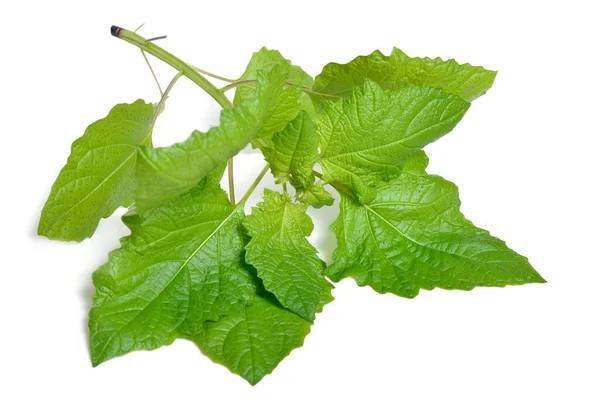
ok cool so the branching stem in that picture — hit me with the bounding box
[112,26,238,202]
[237,164,270,208]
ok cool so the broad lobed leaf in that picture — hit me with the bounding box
[244,190,334,321]
[38,100,154,242]
[314,47,497,102]
[316,80,470,202]
[90,175,310,384]
[327,151,545,296]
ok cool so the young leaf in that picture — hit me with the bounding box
[262,111,319,190]
[314,48,497,102]
[298,181,335,208]
[316,80,470,202]
[236,47,314,88]
[235,48,316,135]
[89,173,310,384]
[134,65,298,211]
[193,295,311,385]
[326,151,545,296]
[38,100,154,242]
[244,190,334,321]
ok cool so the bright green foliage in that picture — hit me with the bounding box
[38,100,154,241]
[262,111,319,190]
[298,181,335,208]
[134,104,255,211]
[235,47,315,132]
[40,29,543,386]
[237,47,314,87]
[327,151,545,296]
[244,190,334,321]
[89,175,255,365]
[135,66,304,211]
[89,175,309,384]
[314,48,497,102]
[194,295,311,385]
[316,80,470,202]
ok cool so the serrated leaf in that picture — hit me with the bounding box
[237,47,314,87]
[298,181,335,208]
[314,48,497,102]
[316,80,470,202]
[193,295,311,385]
[134,65,298,211]
[262,111,319,190]
[326,151,545,296]
[38,100,154,242]
[244,190,334,321]
[89,174,310,384]
[235,48,316,141]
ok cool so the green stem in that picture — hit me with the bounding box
[221,79,341,100]
[237,164,270,208]
[140,51,164,96]
[111,26,233,110]
[228,158,235,204]
[112,26,238,202]
[190,65,237,83]
[140,71,183,145]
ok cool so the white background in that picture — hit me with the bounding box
[1,0,599,404]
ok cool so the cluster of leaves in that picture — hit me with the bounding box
[39,31,544,385]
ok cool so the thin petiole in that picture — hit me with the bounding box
[221,79,341,100]
[111,26,233,110]
[141,51,164,97]
[189,65,237,83]
[236,164,270,209]
[220,80,255,92]
[228,158,235,204]
[151,71,183,125]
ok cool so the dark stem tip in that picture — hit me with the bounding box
[110,25,122,38]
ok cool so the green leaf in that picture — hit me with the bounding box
[134,65,299,211]
[193,295,311,385]
[298,181,335,208]
[262,111,319,190]
[316,80,470,202]
[244,190,334,321]
[235,48,316,138]
[314,48,497,102]
[236,47,314,88]
[89,174,310,384]
[134,104,255,211]
[38,100,154,242]
[326,151,545,297]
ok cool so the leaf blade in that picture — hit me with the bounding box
[38,100,154,241]
[327,151,545,297]
[314,48,497,102]
[244,190,334,321]
[317,80,470,202]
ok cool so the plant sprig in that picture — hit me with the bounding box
[38,26,545,385]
